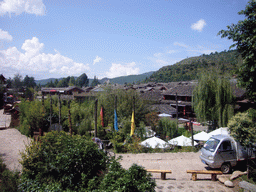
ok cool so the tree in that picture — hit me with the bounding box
[228,109,256,178]
[69,76,76,86]
[218,0,256,101]
[12,73,23,89]
[90,76,101,87]
[192,72,234,129]
[23,75,36,88]
[76,73,89,87]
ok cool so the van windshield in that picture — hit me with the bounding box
[203,138,220,152]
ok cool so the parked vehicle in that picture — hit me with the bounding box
[200,134,256,173]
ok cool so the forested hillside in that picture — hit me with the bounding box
[146,50,243,83]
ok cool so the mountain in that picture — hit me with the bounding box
[36,71,154,86]
[100,71,154,85]
[146,50,243,83]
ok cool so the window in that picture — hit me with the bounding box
[220,141,232,151]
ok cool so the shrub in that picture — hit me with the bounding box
[19,131,156,191]
[97,160,156,192]
[19,131,107,191]
[0,157,20,192]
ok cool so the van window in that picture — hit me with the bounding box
[219,141,232,151]
[203,138,220,152]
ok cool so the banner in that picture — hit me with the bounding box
[114,109,118,131]
[130,110,135,136]
[100,106,104,127]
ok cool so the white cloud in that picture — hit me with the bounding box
[0,0,46,16]
[106,62,140,78]
[93,56,102,65]
[167,50,177,54]
[174,42,189,48]
[153,53,163,57]
[0,29,13,41]
[191,19,206,32]
[0,37,90,77]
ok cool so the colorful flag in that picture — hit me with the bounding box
[100,106,104,127]
[114,109,118,131]
[130,110,135,136]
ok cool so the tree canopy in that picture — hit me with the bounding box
[76,73,89,87]
[91,76,101,87]
[218,0,256,101]
[192,72,234,128]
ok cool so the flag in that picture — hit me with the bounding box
[100,106,104,127]
[130,110,135,136]
[114,109,118,131]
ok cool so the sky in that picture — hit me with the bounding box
[0,0,250,80]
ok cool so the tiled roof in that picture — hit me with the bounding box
[150,104,177,114]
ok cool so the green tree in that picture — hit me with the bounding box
[76,73,89,87]
[228,109,256,178]
[23,75,36,88]
[57,78,69,87]
[12,73,23,89]
[91,76,101,87]
[69,76,76,86]
[218,0,256,101]
[192,72,234,129]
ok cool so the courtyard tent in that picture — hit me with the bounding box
[158,113,172,117]
[208,127,229,136]
[191,131,210,141]
[140,136,169,149]
[168,135,198,147]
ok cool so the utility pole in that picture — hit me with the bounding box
[58,93,61,126]
[50,94,52,128]
[94,99,98,137]
[190,119,194,147]
[68,100,72,135]
[176,92,178,131]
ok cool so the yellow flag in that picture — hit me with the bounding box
[130,110,135,136]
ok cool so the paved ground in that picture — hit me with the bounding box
[0,109,11,129]
[117,153,234,192]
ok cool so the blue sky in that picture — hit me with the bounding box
[0,0,249,80]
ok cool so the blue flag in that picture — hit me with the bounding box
[114,109,118,131]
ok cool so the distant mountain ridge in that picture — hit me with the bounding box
[35,71,154,86]
[146,50,242,83]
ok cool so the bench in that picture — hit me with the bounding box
[146,169,172,180]
[186,170,222,181]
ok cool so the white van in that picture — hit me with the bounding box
[200,134,256,173]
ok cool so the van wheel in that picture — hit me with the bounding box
[221,163,231,174]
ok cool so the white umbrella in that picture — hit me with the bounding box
[208,127,229,136]
[168,135,197,146]
[158,113,172,117]
[140,136,169,149]
[191,131,210,141]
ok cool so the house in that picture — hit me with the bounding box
[162,82,196,118]
[41,86,85,96]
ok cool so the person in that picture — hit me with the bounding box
[92,137,103,150]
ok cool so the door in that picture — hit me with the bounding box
[218,140,236,164]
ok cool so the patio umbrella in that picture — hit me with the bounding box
[208,127,229,136]
[191,131,210,141]
[140,136,169,149]
[168,135,197,147]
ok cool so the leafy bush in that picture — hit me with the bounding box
[19,131,107,191]
[19,131,156,191]
[0,157,20,192]
[96,160,156,192]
